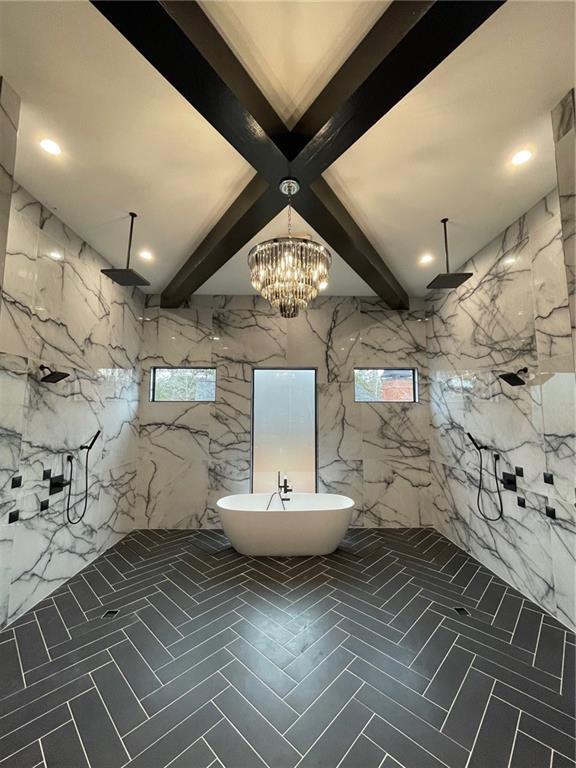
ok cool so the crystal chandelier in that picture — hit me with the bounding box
[248,179,331,318]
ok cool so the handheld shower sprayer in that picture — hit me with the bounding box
[65,430,101,525]
[467,432,503,521]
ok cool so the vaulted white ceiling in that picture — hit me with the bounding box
[0,0,573,299]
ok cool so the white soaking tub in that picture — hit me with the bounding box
[216,493,354,556]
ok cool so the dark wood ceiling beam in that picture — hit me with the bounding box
[91,0,287,184]
[161,176,285,308]
[294,179,409,310]
[291,0,504,182]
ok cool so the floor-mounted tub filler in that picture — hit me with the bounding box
[216,493,354,556]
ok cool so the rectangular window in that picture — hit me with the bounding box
[150,367,216,402]
[252,369,317,493]
[354,368,418,403]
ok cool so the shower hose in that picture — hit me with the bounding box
[64,449,92,525]
[470,439,504,521]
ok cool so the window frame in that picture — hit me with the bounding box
[149,366,217,403]
[250,367,319,493]
[353,367,419,404]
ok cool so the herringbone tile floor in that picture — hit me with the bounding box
[0,528,574,768]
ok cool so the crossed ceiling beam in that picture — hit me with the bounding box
[92,0,504,309]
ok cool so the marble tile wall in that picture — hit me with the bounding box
[0,184,144,628]
[136,295,429,531]
[0,78,19,312]
[425,189,576,630]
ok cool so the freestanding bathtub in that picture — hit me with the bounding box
[216,493,354,556]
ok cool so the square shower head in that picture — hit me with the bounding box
[426,272,473,290]
[100,268,151,287]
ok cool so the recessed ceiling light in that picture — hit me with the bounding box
[40,138,61,156]
[511,149,532,166]
[49,251,63,260]
[419,253,434,265]
[139,250,153,261]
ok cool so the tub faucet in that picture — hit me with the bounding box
[277,471,292,500]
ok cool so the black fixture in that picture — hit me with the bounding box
[517,496,526,508]
[467,433,504,521]
[101,212,150,287]
[545,506,556,520]
[39,365,69,384]
[515,466,524,478]
[543,472,554,485]
[102,609,119,618]
[8,510,19,524]
[42,468,52,481]
[49,473,71,495]
[498,367,528,387]
[500,472,517,493]
[453,606,471,616]
[40,499,49,511]
[10,475,22,489]
[278,471,292,502]
[426,218,473,290]
[65,432,101,525]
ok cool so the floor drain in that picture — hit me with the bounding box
[102,609,119,618]
[453,606,470,616]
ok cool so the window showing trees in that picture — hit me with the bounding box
[150,368,216,402]
[354,368,418,403]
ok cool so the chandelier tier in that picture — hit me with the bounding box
[248,179,332,318]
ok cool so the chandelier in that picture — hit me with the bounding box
[248,178,331,318]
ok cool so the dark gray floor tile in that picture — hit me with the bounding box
[234,602,295,645]
[53,593,86,629]
[0,704,68,762]
[68,580,100,612]
[42,721,89,768]
[463,570,492,600]
[92,661,147,736]
[358,683,468,768]
[146,590,190,627]
[468,696,519,768]
[165,738,215,768]
[35,605,70,647]
[442,667,494,749]
[344,635,429,693]
[510,731,551,768]
[69,688,128,768]
[221,659,298,732]
[424,644,474,710]
[535,624,565,677]
[228,636,296,697]
[494,681,575,737]
[157,629,236,684]
[176,598,242,638]
[137,605,181,647]
[213,685,300,768]
[125,675,226,757]
[493,593,523,632]
[365,713,447,768]
[350,657,445,728]
[124,621,173,670]
[205,718,267,768]
[83,570,114,598]
[297,698,372,768]
[49,613,138,659]
[109,639,161,699]
[401,609,444,655]
[0,639,24,697]
[14,621,49,671]
[0,741,43,768]
[553,753,576,768]
[225,618,296,668]
[128,703,221,768]
[410,626,457,679]
[390,594,432,633]
[520,712,576,761]
[285,671,362,753]
[332,601,403,642]
[284,646,355,713]
[284,626,347,682]
[512,607,543,653]
[338,734,386,768]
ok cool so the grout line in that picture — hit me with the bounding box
[422,631,458,696]
[505,701,521,768]
[463,681,496,768]
[67,702,93,768]
[106,656,150,722]
[439,653,476,731]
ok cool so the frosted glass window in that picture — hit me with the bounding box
[354,368,417,402]
[150,367,216,402]
[252,369,317,493]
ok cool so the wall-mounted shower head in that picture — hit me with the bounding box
[498,367,528,387]
[467,432,487,451]
[39,365,69,384]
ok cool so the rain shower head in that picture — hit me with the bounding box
[101,212,150,287]
[39,365,69,384]
[427,218,473,290]
[498,367,528,387]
